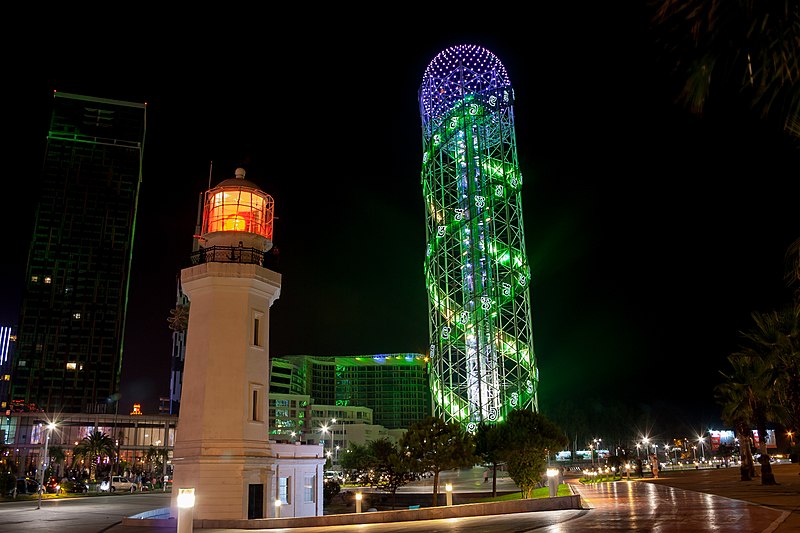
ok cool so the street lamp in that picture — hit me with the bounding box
[330,418,337,463]
[177,488,196,533]
[635,443,641,459]
[698,437,706,461]
[37,422,56,510]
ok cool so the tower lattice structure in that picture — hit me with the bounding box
[418,44,539,431]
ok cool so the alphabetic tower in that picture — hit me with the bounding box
[418,45,539,432]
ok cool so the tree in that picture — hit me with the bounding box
[716,349,779,484]
[73,430,115,481]
[735,307,799,485]
[786,237,800,303]
[649,0,800,144]
[399,416,476,506]
[323,479,340,506]
[495,409,568,499]
[338,442,373,485]
[145,446,168,476]
[365,438,419,509]
[474,422,505,496]
[48,446,66,478]
[716,374,756,481]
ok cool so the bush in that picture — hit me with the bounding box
[0,472,16,496]
[323,479,340,505]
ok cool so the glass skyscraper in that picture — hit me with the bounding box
[419,44,539,431]
[10,92,146,414]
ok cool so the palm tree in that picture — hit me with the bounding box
[786,237,800,302]
[719,345,782,485]
[48,446,66,478]
[715,366,756,481]
[649,0,800,145]
[741,306,800,459]
[73,430,115,481]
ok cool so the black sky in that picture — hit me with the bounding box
[4,8,798,435]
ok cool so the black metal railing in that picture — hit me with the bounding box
[189,245,266,266]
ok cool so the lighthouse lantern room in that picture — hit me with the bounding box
[201,167,274,253]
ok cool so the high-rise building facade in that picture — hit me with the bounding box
[277,354,431,429]
[10,92,147,414]
[0,325,14,412]
[418,45,539,431]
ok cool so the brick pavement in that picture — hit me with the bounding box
[637,461,800,532]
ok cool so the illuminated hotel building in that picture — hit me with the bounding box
[0,325,14,412]
[10,92,146,414]
[419,45,539,430]
[272,354,431,430]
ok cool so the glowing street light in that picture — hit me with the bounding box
[177,487,195,533]
[697,437,706,461]
[37,422,56,510]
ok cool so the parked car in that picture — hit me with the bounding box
[44,476,61,494]
[99,475,137,492]
[59,478,89,494]
[6,477,41,496]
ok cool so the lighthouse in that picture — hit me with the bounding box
[170,168,324,520]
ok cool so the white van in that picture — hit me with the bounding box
[99,475,137,492]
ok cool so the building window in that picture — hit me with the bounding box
[31,276,38,282]
[303,475,315,503]
[252,311,264,347]
[66,362,77,371]
[250,384,265,422]
[44,276,52,284]
[278,477,290,504]
[73,313,81,319]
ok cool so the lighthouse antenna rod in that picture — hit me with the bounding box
[208,160,213,190]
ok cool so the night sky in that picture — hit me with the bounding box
[4,8,798,438]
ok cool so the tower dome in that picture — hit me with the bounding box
[199,168,274,262]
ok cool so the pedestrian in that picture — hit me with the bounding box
[650,454,659,479]
[484,469,489,483]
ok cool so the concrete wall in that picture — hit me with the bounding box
[123,494,582,529]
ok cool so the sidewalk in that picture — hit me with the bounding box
[637,461,800,532]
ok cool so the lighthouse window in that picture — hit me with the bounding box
[250,383,264,421]
[253,311,264,347]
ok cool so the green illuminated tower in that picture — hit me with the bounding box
[419,44,538,431]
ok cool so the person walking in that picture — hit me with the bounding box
[650,454,659,479]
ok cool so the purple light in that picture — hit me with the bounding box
[419,44,512,126]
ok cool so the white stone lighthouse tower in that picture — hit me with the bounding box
[170,168,324,521]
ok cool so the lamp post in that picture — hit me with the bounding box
[330,418,337,464]
[445,483,453,505]
[635,443,641,459]
[37,422,56,510]
[177,488,195,533]
[355,492,363,513]
[546,468,559,497]
[698,437,705,461]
